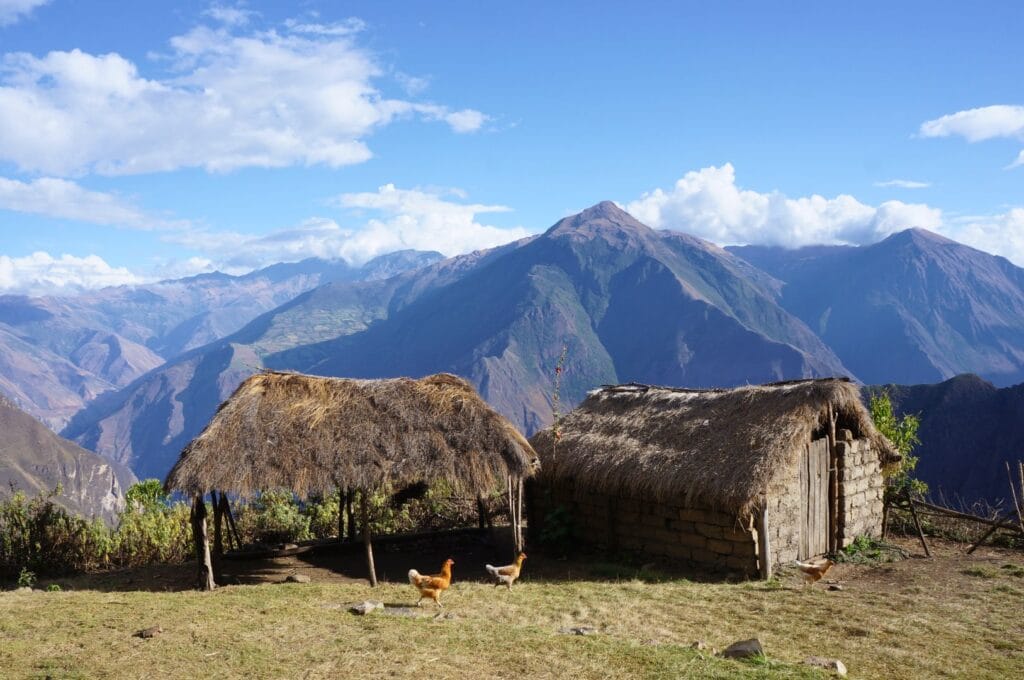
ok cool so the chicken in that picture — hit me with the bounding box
[408,558,455,607]
[485,552,527,589]
[793,557,834,588]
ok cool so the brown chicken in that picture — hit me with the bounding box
[793,558,834,588]
[485,552,527,589]
[408,558,455,607]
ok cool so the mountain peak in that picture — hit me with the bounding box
[581,200,628,219]
[882,227,957,249]
[544,201,653,244]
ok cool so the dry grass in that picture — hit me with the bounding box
[166,371,538,499]
[1,538,1021,679]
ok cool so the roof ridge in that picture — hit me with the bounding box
[595,376,853,396]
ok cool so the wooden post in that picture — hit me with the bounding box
[966,521,1002,554]
[508,475,522,554]
[905,489,931,558]
[223,495,243,550]
[192,495,216,591]
[212,490,224,557]
[346,486,355,541]
[881,499,890,540]
[758,499,772,580]
[1007,461,1024,534]
[360,489,378,587]
[516,477,524,553]
[827,405,839,553]
[342,489,350,540]
[477,494,487,531]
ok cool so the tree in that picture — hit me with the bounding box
[869,390,925,501]
[125,479,170,513]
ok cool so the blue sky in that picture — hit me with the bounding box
[0,0,1021,294]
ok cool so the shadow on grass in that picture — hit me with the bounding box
[24,526,758,593]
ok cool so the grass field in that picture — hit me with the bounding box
[1,537,1021,679]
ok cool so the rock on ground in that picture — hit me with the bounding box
[349,601,384,615]
[721,638,764,659]
[805,656,848,676]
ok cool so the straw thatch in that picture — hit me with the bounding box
[531,378,897,515]
[165,371,538,498]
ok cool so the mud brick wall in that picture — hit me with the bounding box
[765,455,802,566]
[837,434,885,546]
[530,479,759,578]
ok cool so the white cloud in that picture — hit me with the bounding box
[625,164,942,248]
[947,208,1024,267]
[920,105,1024,142]
[874,179,931,189]
[0,176,186,229]
[203,3,256,27]
[0,0,49,26]
[331,184,524,262]
[163,185,529,270]
[920,105,1024,169]
[0,17,487,176]
[0,251,144,295]
[442,108,488,133]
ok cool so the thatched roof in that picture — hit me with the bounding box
[165,371,538,498]
[531,378,898,515]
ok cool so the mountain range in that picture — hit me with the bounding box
[61,202,852,478]
[4,201,1024,507]
[731,230,1024,386]
[0,250,442,430]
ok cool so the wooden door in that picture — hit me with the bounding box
[799,437,830,558]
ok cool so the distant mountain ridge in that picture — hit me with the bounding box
[730,230,1024,386]
[877,374,1024,507]
[0,250,443,429]
[0,393,135,523]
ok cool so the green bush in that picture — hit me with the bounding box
[0,489,112,579]
[17,567,36,588]
[110,492,192,567]
[235,491,312,544]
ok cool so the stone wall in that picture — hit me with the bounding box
[837,431,885,545]
[530,479,759,577]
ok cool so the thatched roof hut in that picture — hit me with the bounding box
[533,378,895,514]
[166,371,537,589]
[530,378,898,577]
[166,371,538,498]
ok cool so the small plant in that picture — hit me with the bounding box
[961,566,996,579]
[1000,564,1024,578]
[837,535,906,564]
[45,583,61,592]
[16,567,36,588]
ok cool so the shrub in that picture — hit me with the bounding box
[17,567,36,588]
[110,491,192,567]
[235,491,312,544]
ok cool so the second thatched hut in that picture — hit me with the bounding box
[529,378,898,578]
[166,371,538,588]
